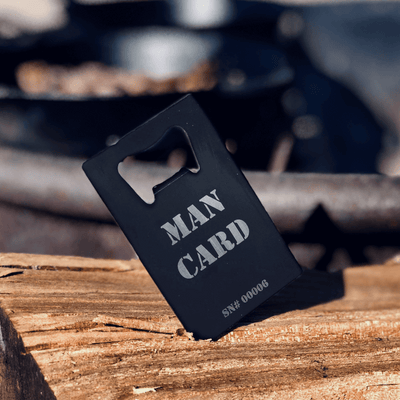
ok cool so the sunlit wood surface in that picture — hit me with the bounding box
[1,253,400,399]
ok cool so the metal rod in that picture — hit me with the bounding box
[1,147,400,234]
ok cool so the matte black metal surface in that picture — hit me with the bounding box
[83,95,302,339]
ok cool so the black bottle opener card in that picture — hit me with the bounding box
[83,95,302,340]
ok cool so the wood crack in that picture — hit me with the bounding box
[93,315,178,335]
[0,271,24,279]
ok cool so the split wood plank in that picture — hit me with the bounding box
[0,253,400,400]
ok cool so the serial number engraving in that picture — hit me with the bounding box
[241,279,269,303]
[221,279,269,318]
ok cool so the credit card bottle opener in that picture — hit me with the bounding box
[83,94,302,340]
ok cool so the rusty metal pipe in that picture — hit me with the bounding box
[1,147,400,234]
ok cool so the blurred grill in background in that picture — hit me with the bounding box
[1,0,400,272]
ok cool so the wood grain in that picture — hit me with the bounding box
[1,253,400,399]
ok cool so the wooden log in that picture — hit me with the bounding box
[1,253,400,399]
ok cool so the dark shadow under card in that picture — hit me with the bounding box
[83,94,303,340]
[226,269,344,340]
